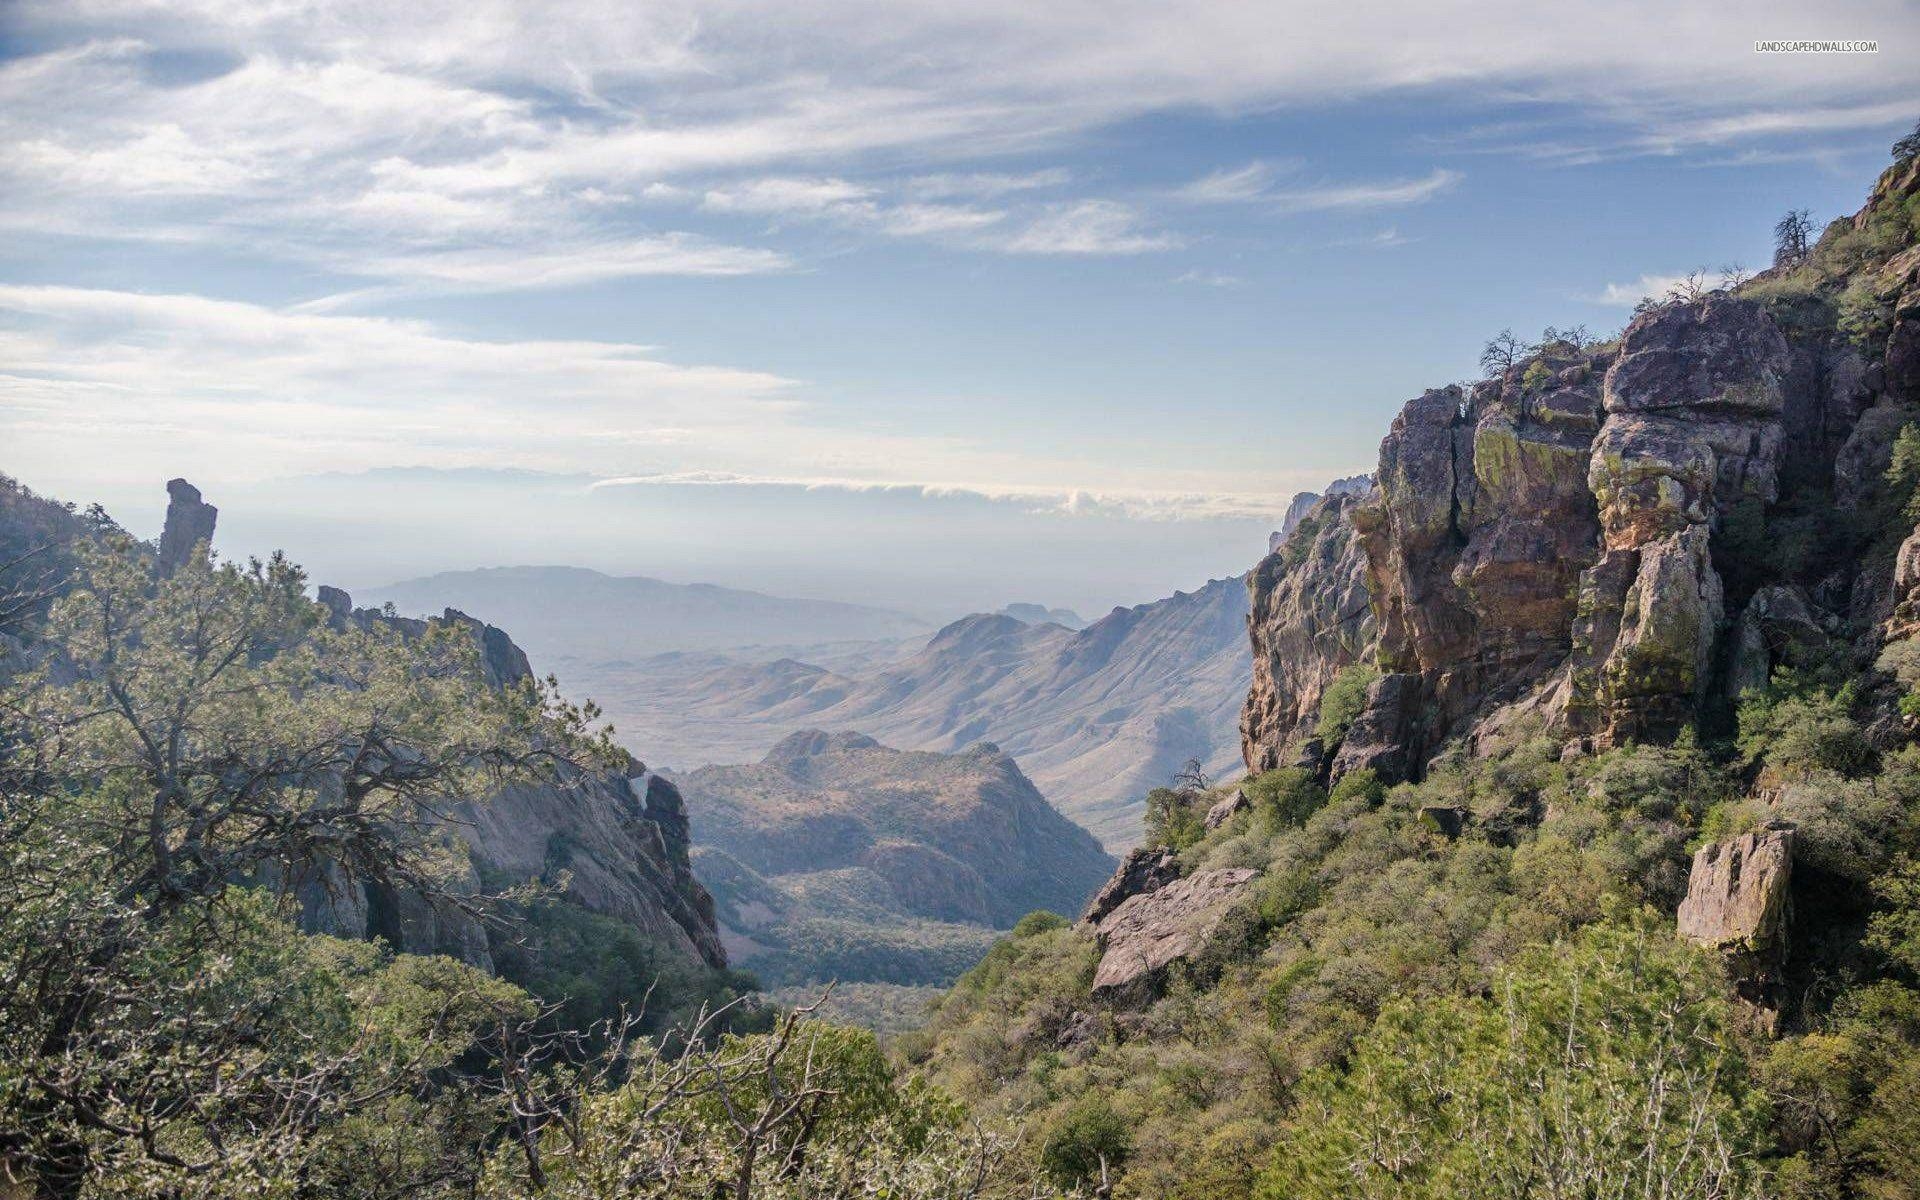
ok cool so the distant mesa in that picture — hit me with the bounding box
[998,601,1087,629]
[675,730,1114,989]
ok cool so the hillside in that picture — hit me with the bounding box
[903,149,1920,1199]
[674,731,1114,1004]
[570,576,1253,849]
[0,477,745,1026]
[361,564,934,662]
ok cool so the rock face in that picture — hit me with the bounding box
[1241,489,1376,772]
[1090,868,1258,1000]
[1241,156,1920,780]
[1677,828,1795,954]
[454,769,727,969]
[157,478,217,575]
[289,582,729,972]
[1080,845,1181,925]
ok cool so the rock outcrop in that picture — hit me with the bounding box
[1677,827,1796,954]
[1241,155,1920,782]
[157,478,217,575]
[296,582,729,971]
[1090,868,1258,1000]
[1080,845,1181,925]
[1677,826,1795,1022]
[1241,489,1376,772]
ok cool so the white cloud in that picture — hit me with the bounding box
[4,1,1909,288]
[996,200,1180,255]
[1184,165,1463,212]
[0,283,1311,518]
[1588,272,1699,306]
[1175,160,1294,203]
[1174,269,1246,287]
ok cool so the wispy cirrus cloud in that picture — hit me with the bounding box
[995,200,1181,255]
[1179,163,1463,212]
[5,0,1910,295]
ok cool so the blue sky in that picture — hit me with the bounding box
[1,2,1916,618]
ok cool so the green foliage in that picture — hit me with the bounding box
[1519,358,1555,393]
[1040,1096,1132,1190]
[1014,910,1071,937]
[1737,677,1874,779]
[1143,786,1206,851]
[488,897,759,1037]
[1314,663,1378,747]
[1258,918,1769,1200]
[1243,767,1328,828]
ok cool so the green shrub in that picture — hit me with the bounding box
[1256,918,1770,1200]
[1013,910,1070,938]
[1040,1095,1133,1189]
[1314,663,1378,746]
[1144,786,1207,850]
[1244,767,1328,828]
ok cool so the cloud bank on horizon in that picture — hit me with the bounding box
[1,0,1916,605]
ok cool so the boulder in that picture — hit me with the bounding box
[1204,787,1250,830]
[1678,827,1794,952]
[1728,585,1830,698]
[1419,804,1469,838]
[1081,845,1181,925]
[1090,868,1259,1000]
[1601,294,1790,418]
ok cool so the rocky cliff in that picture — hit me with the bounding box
[1243,155,1920,786]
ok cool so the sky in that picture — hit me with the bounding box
[2,2,1917,619]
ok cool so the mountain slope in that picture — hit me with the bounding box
[570,576,1253,849]
[675,731,1114,992]
[362,565,933,662]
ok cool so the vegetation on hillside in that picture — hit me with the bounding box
[0,524,1055,1198]
[904,679,1920,1198]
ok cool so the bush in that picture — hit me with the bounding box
[1040,1095,1133,1189]
[1256,918,1770,1200]
[1314,663,1378,747]
[1013,910,1070,938]
[1243,768,1328,829]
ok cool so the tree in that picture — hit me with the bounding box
[0,530,614,1195]
[1479,329,1534,378]
[1665,267,1711,304]
[480,999,1050,1199]
[1894,119,1920,164]
[1775,209,1815,268]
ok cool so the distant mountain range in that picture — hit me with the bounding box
[362,565,935,661]
[561,576,1253,850]
[676,731,1114,990]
